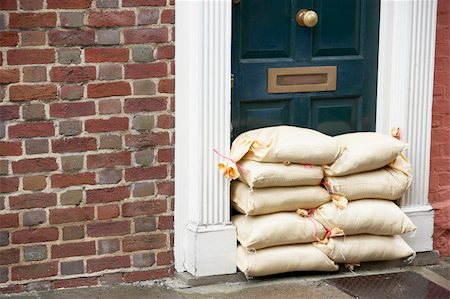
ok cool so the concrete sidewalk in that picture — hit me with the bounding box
[2,257,449,299]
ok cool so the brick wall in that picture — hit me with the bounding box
[430,0,450,257]
[0,0,175,293]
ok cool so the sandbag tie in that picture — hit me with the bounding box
[214,148,250,179]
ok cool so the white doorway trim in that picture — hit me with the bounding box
[174,0,439,276]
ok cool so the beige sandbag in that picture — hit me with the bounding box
[314,235,415,264]
[232,213,325,250]
[237,160,323,188]
[231,181,330,215]
[323,155,412,200]
[236,244,338,277]
[219,126,344,179]
[324,132,407,176]
[312,199,416,236]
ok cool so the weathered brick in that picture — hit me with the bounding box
[0,285,24,294]
[99,134,122,149]
[12,158,57,174]
[51,241,96,258]
[87,256,130,273]
[98,169,122,184]
[50,66,96,83]
[122,0,166,7]
[60,12,85,28]
[7,49,55,65]
[0,231,9,246]
[25,281,52,292]
[9,122,55,138]
[0,69,19,84]
[52,137,96,153]
[158,79,174,93]
[23,245,47,261]
[63,225,84,240]
[98,239,119,254]
[158,148,174,163]
[25,139,49,155]
[124,97,167,113]
[158,181,174,196]
[53,277,98,289]
[20,0,44,10]
[132,46,154,62]
[0,142,21,157]
[125,166,167,181]
[47,0,92,9]
[132,115,154,131]
[138,10,159,25]
[0,105,19,121]
[86,186,130,203]
[122,234,166,252]
[135,216,156,232]
[87,220,131,237]
[9,193,57,210]
[0,177,19,193]
[98,64,122,80]
[61,155,84,172]
[49,207,94,224]
[23,209,46,226]
[124,28,168,44]
[61,85,84,100]
[21,31,46,46]
[51,101,96,118]
[125,132,170,148]
[60,190,83,206]
[133,79,156,95]
[96,0,118,8]
[0,32,19,46]
[12,262,57,281]
[0,123,5,139]
[57,48,81,64]
[22,104,46,120]
[99,273,123,285]
[88,11,135,28]
[0,214,19,228]
[9,85,57,102]
[51,172,96,188]
[122,200,166,217]
[85,117,129,132]
[87,152,131,169]
[59,120,82,136]
[87,82,131,98]
[0,161,8,175]
[133,252,155,267]
[99,99,122,114]
[23,175,47,191]
[157,45,175,60]
[157,251,174,266]
[98,204,120,220]
[23,66,47,82]
[125,63,167,79]
[157,114,175,129]
[132,182,155,198]
[12,227,58,244]
[97,30,120,45]
[61,260,84,275]
[134,149,154,166]
[49,30,95,46]
[0,267,7,283]
[0,249,20,266]
[9,12,56,29]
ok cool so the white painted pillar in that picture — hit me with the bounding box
[174,0,235,276]
[377,0,438,252]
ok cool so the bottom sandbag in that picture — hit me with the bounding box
[236,244,338,277]
[314,235,415,264]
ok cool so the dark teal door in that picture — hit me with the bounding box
[231,0,380,138]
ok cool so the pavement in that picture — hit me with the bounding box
[1,256,449,299]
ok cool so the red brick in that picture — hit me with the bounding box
[0,32,19,46]
[157,181,174,196]
[157,148,174,163]
[124,28,168,44]
[63,225,85,240]
[0,249,19,266]
[124,268,170,283]
[47,0,92,9]
[12,227,58,244]
[52,137,97,153]
[11,262,57,281]
[99,99,122,114]
[157,251,173,265]
[0,285,24,294]
[88,11,135,28]
[85,117,129,133]
[158,79,174,93]
[157,114,174,129]
[0,0,17,10]
[98,204,120,220]
[61,85,84,100]
[49,30,95,46]
[158,215,174,230]
[161,10,174,24]
[51,241,96,258]
[9,85,57,102]
[9,13,56,29]
[8,49,54,65]
[122,0,166,6]
[0,141,22,156]
[50,207,94,224]
[124,97,167,113]
[21,0,44,10]
[86,186,130,204]
[50,66,96,83]
[137,9,159,25]
[9,193,57,209]
[122,234,166,252]
[87,220,131,237]
[0,105,19,121]
[21,31,46,46]
[87,82,131,98]
[0,214,19,228]
[87,256,130,273]
[125,166,167,181]
[156,45,175,60]
[12,158,57,174]
[125,63,167,79]
[87,152,131,169]
[53,277,98,289]
[125,132,170,148]
[85,48,130,63]
[50,102,96,119]
[122,200,166,217]
[51,173,96,188]
[9,122,54,138]
[0,177,19,194]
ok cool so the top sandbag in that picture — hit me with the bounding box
[323,132,407,176]
[219,126,344,179]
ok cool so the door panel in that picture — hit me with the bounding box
[232,0,380,138]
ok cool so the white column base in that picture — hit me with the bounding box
[402,205,434,252]
[184,223,237,277]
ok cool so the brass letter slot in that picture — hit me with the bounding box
[268,66,337,93]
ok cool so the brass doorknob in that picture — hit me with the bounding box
[296,9,319,27]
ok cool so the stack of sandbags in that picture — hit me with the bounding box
[312,132,416,267]
[223,126,345,277]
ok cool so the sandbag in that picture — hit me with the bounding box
[236,244,338,277]
[219,126,344,179]
[231,181,330,215]
[324,132,407,176]
[314,235,415,264]
[238,160,323,188]
[312,199,416,236]
[233,213,325,250]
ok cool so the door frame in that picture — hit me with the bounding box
[174,0,438,276]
